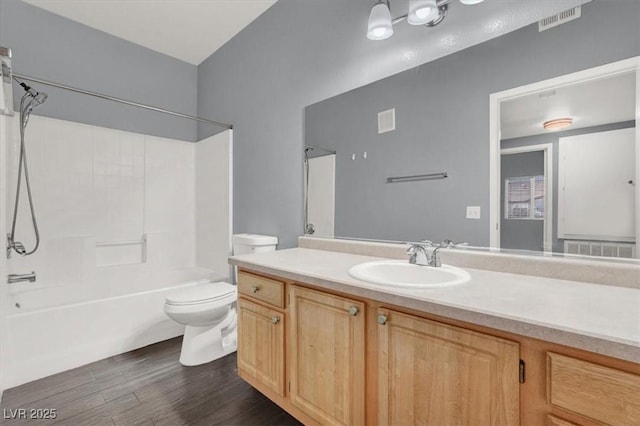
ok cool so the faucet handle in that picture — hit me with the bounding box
[441,240,468,248]
[14,242,27,256]
[420,240,435,246]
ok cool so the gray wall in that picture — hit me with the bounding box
[502,121,636,252]
[199,0,639,249]
[0,0,198,141]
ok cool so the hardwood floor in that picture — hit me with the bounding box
[0,338,302,426]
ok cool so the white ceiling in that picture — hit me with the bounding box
[501,72,636,140]
[22,0,277,65]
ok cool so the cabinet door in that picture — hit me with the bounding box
[377,308,520,426]
[237,298,285,396]
[289,285,365,425]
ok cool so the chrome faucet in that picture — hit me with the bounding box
[407,243,430,266]
[8,271,36,284]
[6,233,26,259]
[429,244,444,267]
[407,240,468,267]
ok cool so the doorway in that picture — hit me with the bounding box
[489,56,639,257]
[500,144,553,252]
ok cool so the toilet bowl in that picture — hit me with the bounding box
[164,280,237,366]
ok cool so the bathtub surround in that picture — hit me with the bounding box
[0,0,234,393]
[196,131,233,279]
[1,115,232,389]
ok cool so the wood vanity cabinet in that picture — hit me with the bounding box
[236,271,287,398]
[545,352,640,426]
[236,298,285,396]
[235,268,640,426]
[288,285,366,425]
[376,308,520,426]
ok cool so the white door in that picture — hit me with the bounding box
[558,128,635,241]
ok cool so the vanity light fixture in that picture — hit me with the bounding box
[407,0,439,25]
[367,0,395,40]
[543,118,573,131]
[367,0,485,40]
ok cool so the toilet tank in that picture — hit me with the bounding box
[231,234,278,284]
[232,233,278,255]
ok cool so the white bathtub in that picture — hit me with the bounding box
[2,268,225,389]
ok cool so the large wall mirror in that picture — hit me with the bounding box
[304,1,639,261]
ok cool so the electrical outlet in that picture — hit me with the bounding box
[466,206,481,219]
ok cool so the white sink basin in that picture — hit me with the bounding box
[348,260,471,288]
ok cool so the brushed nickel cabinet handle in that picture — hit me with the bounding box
[348,306,359,316]
[271,316,280,324]
[377,314,388,325]
[251,285,260,293]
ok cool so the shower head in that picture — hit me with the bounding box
[21,94,47,127]
[20,83,48,127]
[30,91,48,105]
[19,81,47,106]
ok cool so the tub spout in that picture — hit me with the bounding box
[8,272,36,284]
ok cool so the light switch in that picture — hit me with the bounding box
[466,206,481,219]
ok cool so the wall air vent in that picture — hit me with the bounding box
[538,6,581,32]
[564,240,636,259]
[378,108,396,134]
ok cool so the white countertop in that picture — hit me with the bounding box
[229,248,640,363]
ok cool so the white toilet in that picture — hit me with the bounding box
[164,234,278,366]
[164,280,238,366]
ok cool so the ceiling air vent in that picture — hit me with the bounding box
[538,6,581,32]
[378,108,396,134]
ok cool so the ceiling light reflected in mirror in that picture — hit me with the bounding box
[543,117,574,131]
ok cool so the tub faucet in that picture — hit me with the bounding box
[8,271,36,284]
[6,234,26,259]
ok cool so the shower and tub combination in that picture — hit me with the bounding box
[0,46,237,389]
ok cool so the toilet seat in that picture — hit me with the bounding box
[165,281,236,306]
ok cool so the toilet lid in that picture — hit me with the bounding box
[165,282,236,306]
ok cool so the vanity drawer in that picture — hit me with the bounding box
[237,271,285,308]
[547,352,640,425]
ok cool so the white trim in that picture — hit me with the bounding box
[228,130,235,279]
[0,113,7,396]
[501,143,554,253]
[636,63,640,258]
[489,56,640,250]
